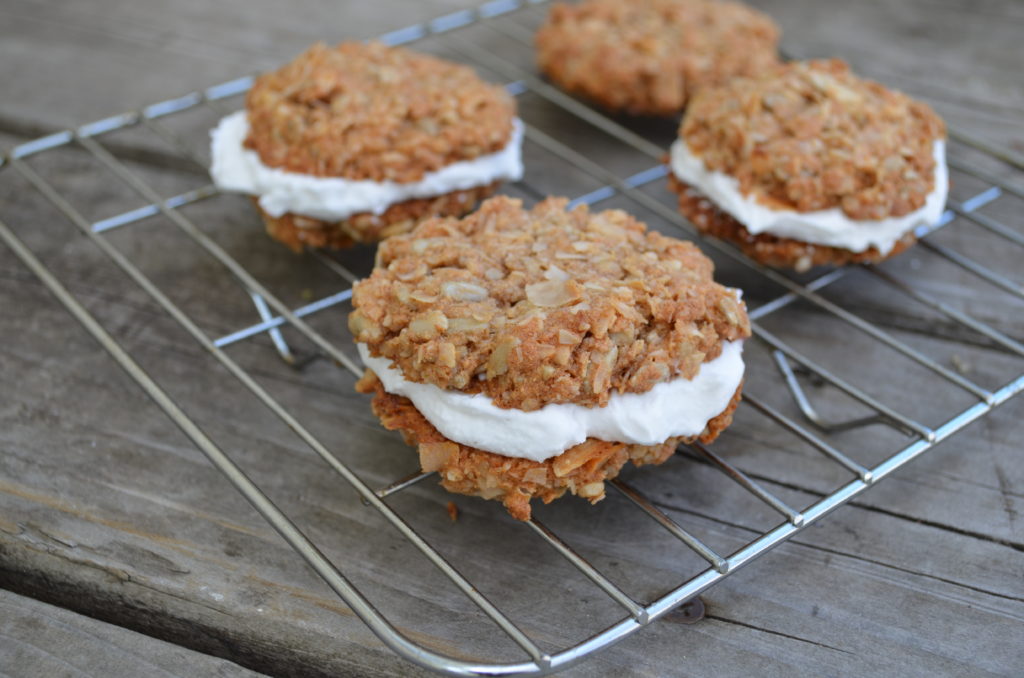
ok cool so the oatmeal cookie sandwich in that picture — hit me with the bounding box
[350,196,750,520]
[536,0,780,116]
[210,42,523,251]
[668,59,948,271]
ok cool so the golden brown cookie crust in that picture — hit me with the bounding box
[669,175,917,271]
[244,42,516,182]
[536,0,780,116]
[681,59,946,220]
[253,182,500,252]
[358,369,743,521]
[350,196,751,410]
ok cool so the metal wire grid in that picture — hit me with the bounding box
[1,0,1023,674]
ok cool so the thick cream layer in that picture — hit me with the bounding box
[670,138,948,255]
[210,111,524,222]
[358,341,745,462]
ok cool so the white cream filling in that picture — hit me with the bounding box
[670,138,948,255]
[209,111,524,222]
[358,340,745,462]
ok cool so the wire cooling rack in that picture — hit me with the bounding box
[2,0,1023,674]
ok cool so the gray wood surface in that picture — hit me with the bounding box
[1,1,1022,677]
[0,589,264,678]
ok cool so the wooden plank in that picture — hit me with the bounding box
[0,589,264,678]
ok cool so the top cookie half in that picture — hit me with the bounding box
[680,59,947,219]
[350,196,750,411]
[536,0,780,116]
[243,42,517,182]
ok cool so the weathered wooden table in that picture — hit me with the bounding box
[2,1,1022,676]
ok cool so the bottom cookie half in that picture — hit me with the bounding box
[254,181,501,251]
[357,369,743,520]
[669,175,917,272]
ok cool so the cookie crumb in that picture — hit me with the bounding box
[951,354,972,375]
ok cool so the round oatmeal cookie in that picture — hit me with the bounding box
[350,196,751,411]
[680,59,946,219]
[244,42,516,181]
[356,368,743,521]
[535,0,780,116]
[213,41,521,250]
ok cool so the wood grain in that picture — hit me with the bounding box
[1,1,1022,677]
[0,589,264,678]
